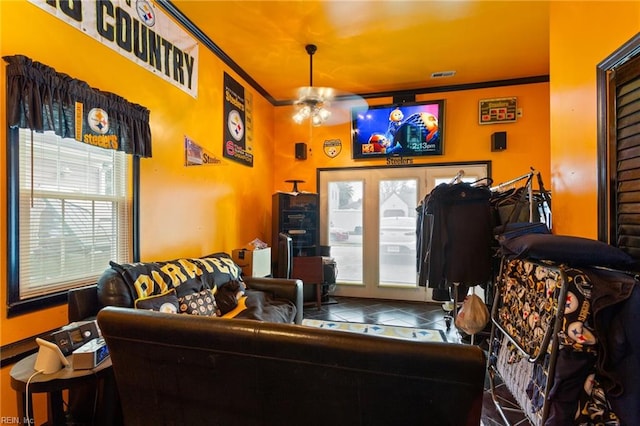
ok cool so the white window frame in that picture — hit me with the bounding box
[7,128,133,315]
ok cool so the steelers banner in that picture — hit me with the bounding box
[28,0,199,98]
[223,72,253,167]
[323,139,342,158]
[185,136,223,166]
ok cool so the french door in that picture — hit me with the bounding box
[318,163,489,301]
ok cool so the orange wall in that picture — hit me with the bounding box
[1,0,638,421]
[0,1,275,420]
[549,2,640,238]
[273,84,551,192]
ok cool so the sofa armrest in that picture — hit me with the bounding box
[243,277,303,324]
[97,268,136,308]
[68,284,100,322]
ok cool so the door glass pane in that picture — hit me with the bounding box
[327,181,363,284]
[378,179,417,286]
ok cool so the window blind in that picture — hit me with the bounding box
[615,54,640,259]
[17,129,131,299]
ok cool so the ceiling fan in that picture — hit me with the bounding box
[292,44,368,127]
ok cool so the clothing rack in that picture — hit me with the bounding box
[449,169,465,184]
[490,168,537,192]
[417,176,494,339]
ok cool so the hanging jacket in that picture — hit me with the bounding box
[417,182,493,299]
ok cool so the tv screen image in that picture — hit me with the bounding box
[351,100,444,159]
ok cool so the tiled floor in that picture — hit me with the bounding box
[302,296,463,343]
[302,297,528,426]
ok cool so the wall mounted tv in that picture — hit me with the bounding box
[351,99,444,159]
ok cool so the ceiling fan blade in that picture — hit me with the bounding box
[296,86,335,101]
[293,86,368,126]
[323,91,369,126]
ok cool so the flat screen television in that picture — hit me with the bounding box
[351,99,444,159]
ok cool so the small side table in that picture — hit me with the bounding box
[292,256,333,309]
[10,352,113,426]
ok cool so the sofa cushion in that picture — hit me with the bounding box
[178,289,217,316]
[109,254,242,300]
[134,290,179,313]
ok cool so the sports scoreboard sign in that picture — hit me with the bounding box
[223,73,253,167]
[28,0,199,98]
[479,97,517,124]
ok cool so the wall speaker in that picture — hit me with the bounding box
[491,132,507,151]
[295,142,307,160]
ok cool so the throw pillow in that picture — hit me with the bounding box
[134,289,179,314]
[178,289,217,316]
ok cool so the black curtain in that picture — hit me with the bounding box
[4,54,152,157]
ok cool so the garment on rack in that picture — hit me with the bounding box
[417,181,493,300]
[490,171,552,233]
[584,267,640,426]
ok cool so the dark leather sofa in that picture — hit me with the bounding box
[68,266,304,324]
[97,306,487,426]
[64,259,303,425]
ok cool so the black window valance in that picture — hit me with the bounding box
[4,54,152,158]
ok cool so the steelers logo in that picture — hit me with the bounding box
[323,138,342,158]
[564,291,580,314]
[88,108,109,134]
[136,0,156,27]
[567,321,596,345]
[227,110,244,142]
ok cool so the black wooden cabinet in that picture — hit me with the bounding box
[272,192,319,267]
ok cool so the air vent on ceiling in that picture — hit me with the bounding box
[431,71,456,79]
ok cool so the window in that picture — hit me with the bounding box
[4,54,150,316]
[7,129,131,315]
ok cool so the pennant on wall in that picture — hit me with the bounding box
[223,73,253,167]
[185,136,223,166]
[28,0,199,98]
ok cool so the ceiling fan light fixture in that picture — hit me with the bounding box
[292,103,311,124]
[293,44,334,126]
[317,106,331,121]
[293,101,331,127]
